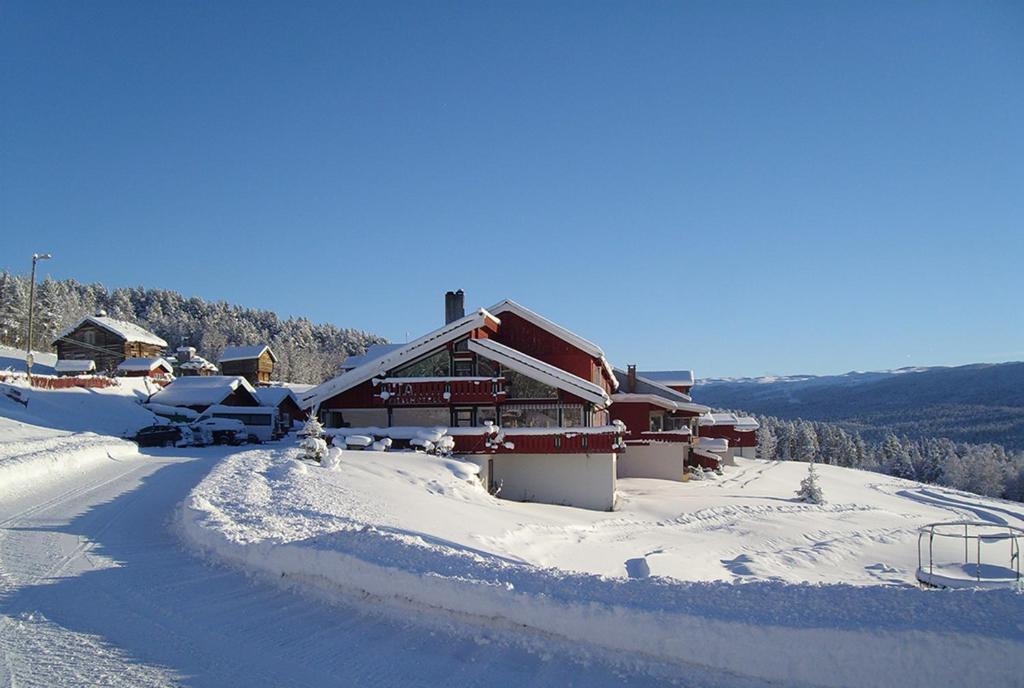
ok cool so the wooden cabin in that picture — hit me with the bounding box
[255,386,307,435]
[55,311,166,373]
[219,345,276,386]
[116,357,174,380]
[148,375,261,414]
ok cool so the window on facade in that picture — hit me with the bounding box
[453,408,474,427]
[504,369,559,399]
[561,405,584,427]
[83,330,96,346]
[664,415,689,431]
[477,357,499,378]
[453,359,475,377]
[477,406,497,426]
[391,349,449,377]
[501,404,559,428]
[649,411,665,432]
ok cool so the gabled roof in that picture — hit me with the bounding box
[610,393,709,415]
[117,357,174,373]
[468,338,611,407]
[55,359,96,373]
[612,367,694,402]
[57,315,167,348]
[302,308,501,409]
[487,299,618,391]
[149,375,258,408]
[219,345,277,364]
[255,386,301,408]
[637,370,696,387]
[340,343,404,371]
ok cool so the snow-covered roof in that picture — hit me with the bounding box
[735,416,760,432]
[201,404,278,416]
[612,367,693,402]
[637,370,696,387]
[468,338,611,408]
[55,359,96,373]
[255,386,300,407]
[219,345,277,364]
[699,412,740,427]
[117,357,173,373]
[58,315,167,348]
[179,356,218,372]
[340,343,404,371]
[610,393,709,415]
[303,309,501,409]
[487,299,618,391]
[150,375,258,408]
[697,437,730,452]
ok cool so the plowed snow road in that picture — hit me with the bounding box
[0,448,767,688]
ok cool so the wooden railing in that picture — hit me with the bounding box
[375,377,506,406]
[0,372,119,390]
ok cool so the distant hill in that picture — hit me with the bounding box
[694,362,1024,450]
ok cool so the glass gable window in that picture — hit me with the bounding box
[504,369,559,399]
[477,357,500,378]
[391,349,450,377]
[649,411,665,432]
[501,404,560,428]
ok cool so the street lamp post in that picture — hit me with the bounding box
[26,253,53,382]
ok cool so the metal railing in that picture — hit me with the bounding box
[916,521,1022,588]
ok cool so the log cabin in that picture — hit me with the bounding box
[55,311,166,373]
[219,345,276,386]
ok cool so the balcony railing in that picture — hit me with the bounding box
[627,431,692,445]
[451,426,623,455]
[373,376,506,406]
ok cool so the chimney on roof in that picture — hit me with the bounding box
[627,364,637,393]
[444,289,465,325]
[95,308,107,317]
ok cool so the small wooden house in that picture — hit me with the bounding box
[219,345,276,386]
[173,347,218,377]
[148,375,261,414]
[54,359,96,376]
[116,357,174,380]
[55,311,166,373]
[255,386,307,435]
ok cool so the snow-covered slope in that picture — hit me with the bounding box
[181,447,1024,688]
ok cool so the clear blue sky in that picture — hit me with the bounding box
[2,1,1022,378]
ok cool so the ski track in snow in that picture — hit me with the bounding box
[0,445,767,688]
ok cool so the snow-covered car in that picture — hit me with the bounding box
[190,418,248,446]
[134,424,185,448]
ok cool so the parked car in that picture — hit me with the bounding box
[135,424,185,448]
[190,417,248,446]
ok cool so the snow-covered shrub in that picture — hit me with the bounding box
[300,414,327,462]
[321,446,343,470]
[686,465,704,481]
[796,460,825,504]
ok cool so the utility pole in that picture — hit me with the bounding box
[25,252,52,383]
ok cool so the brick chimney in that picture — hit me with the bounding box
[445,289,465,324]
[627,364,637,393]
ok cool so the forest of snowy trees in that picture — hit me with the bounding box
[754,414,1024,503]
[0,272,385,384]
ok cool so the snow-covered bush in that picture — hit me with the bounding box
[796,460,825,504]
[321,446,343,470]
[300,414,327,462]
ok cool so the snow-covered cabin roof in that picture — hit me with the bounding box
[149,375,258,408]
[218,345,277,364]
[179,356,218,372]
[610,393,709,415]
[486,299,618,391]
[117,357,173,373]
[55,359,96,373]
[339,343,404,371]
[636,370,696,387]
[302,309,501,409]
[57,315,167,348]
[735,416,760,432]
[200,404,278,416]
[255,386,300,408]
[468,338,611,408]
[612,368,693,402]
[699,412,740,427]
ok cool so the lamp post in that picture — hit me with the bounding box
[26,253,52,382]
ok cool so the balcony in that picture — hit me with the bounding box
[373,376,506,406]
[450,426,624,455]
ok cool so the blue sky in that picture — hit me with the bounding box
[2,1,1022,378]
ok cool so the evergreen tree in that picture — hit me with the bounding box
[793,422,819,462]
[796,460,825,504]
[756,425,778,461]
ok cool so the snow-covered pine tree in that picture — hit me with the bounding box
[796,460,825,504]
[299,413,327,462]
[0,271,27,347]
[882,433,916,480]
[793,422,820,463]
[756,425,778,461]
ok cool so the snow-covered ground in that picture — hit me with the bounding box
[181,446,1024,687]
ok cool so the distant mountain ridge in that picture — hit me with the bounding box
[694,362,1024,450]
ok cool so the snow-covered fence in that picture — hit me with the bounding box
[0,371,118,390]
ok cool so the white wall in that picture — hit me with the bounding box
[491,453,616,511]
[736,446,757,459]
[617,443,687,481]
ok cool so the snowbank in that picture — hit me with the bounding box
[180,449,1024,688]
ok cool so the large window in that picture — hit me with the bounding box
[649,411,665,432]
[391,349,449,377]
[561,404,584,427]
[501,404,560,428]
[504,369,559,399]
[477,357,500,378]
